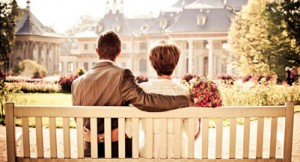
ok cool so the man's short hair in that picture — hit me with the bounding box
[97,31,121,60]
[149,40,181,76]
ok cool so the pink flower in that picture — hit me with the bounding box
[182,76,222,108]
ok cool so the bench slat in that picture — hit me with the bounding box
[243,117,250,159]
[284,102,294,162]
[35,117,44,158]
[159,119,167,158]
[76,118,84,158]
[91,117,97,158]
[132,118,139,158]
[104,118,112,158]
[216,118,223,159]
[22,117,30,158]
[174,118,182,158]
[145,118,153,158]
[188,118,195,158]
[14,106,287,118]
[229,118,237,159]
[63,117,71,158]
[202,118,209,159]
[118,118,125,158]
[270,117,278,158]
[256,117,264,158]
[49,117,57,158]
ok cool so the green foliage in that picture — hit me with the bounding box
[76,66,86,76]
[264,0,300,81]
[0,79,27,124]
[0,0,22,63]
[229,0,271,76]
[6,81,61,93]
[58,74,78,93]
[13,59,48,78]
[219,83,300,106]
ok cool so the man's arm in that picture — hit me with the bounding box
[120,69,190,112]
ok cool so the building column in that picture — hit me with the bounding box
[208,39,213,77]
[188,40,193,73]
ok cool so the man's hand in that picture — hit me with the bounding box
[83,127,120,143]
[187,95,194,106]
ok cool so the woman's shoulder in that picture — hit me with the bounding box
[139,80,187,95]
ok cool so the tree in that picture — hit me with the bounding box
[264,0,300,81]
[0,0,21,72]
[228,0,271,76]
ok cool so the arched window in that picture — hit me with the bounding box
[139,59,147,72]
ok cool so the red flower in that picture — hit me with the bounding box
[182,76,222,108]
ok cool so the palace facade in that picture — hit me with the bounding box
[60,0,247,78]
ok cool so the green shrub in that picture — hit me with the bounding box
[6,81,61,93]
[13,59,48,78]
[219,82,300,106]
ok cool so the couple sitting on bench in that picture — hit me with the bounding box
[71,31,200,158]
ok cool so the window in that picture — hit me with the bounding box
[120,62,126,68]
[159,18,168,29]
[139,42,147,51]
[84,62,89,71]
[122,43,127,50]
[139,59,147,72]
[84,44,89,50]
[197,14,206,26]
[59,62,63,72]
[67,62,74,73]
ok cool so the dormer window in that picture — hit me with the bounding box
[113,24,121,32]
[197,14,206,26]
[160,18,168,29]
[140,24,149,33]
[97,24,103,33]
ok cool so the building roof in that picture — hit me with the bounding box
[225,0,248,11]
[15,9,63,38]
[185,0,224,9]
[172,0,198,8]
[126,18,154,35]
[165,8,232,33]
[145,12,180,34]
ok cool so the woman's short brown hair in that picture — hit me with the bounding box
[97,31,121,60]
[149,40,181,76]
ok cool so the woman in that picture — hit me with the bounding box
[138,40,200,158]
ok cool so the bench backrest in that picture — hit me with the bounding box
[6,102,294,161]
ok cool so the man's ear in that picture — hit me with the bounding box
[116,51,121,57]
[96,48,99,54]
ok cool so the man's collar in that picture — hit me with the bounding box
[97,59,116,65]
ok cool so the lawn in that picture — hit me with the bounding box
[10,93,300,128]
[13,93,74,128]
[15,93,72,105]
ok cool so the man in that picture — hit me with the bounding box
[71,31,191,158]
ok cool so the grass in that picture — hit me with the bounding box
[8,93,300,128]
[13,93,75,128]
[14,93,72,105]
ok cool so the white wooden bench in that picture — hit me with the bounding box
[6,102,294,161]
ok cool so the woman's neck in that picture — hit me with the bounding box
[157,75,172,80]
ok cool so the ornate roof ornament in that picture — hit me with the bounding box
[26,0,30,10]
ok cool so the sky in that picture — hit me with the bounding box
[16,0,178,33]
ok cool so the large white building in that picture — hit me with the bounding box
[60,0,248,78]
[7,0,247,78]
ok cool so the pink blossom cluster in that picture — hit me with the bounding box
[185,77,222,108]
